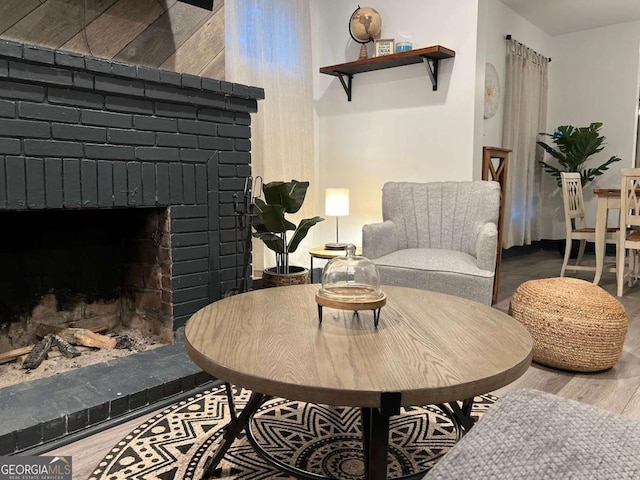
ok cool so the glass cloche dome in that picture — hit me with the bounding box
[319,244,384,301]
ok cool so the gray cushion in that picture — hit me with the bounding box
[425,388,640,479]
[374,248,494,278]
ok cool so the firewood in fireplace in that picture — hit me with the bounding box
[35,323,117,350]
[18,345,91,364]
[56,328,117,350]
[51,334,81,358]
[35,323,67,338]
[23,334,54,370]
[35,317,113,339]
[0,346,33,365]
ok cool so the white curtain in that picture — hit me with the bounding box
[502,39,549,248]
[226,0,315,272]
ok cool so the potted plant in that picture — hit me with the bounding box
[253,180,324,287]
[537,122,621,187]
[537,122,621,258]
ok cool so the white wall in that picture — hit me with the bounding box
[482,0,554,147]
[310,2,640,251]
[310,0,481,248]
[482,3,640,241]
[543,21,640,238]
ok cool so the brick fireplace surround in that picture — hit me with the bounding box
[0,39,263,453]
[0,39,263,331]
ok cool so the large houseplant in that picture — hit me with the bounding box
[537,122,621,187]
[538,122,621,259]
[253,180,324,286]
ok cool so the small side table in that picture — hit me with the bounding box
[309,246,362,282]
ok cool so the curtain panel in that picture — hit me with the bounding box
[226,0,315,272]
[502,39,549,249]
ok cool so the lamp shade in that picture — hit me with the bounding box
[325,188,349,217]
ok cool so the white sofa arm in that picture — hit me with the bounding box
[362,221,398,259]
[475,222,498,272]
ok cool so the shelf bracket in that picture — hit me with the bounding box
[421,56,439,91]
[336,72,353,102]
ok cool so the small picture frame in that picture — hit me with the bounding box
[374,38,395,57]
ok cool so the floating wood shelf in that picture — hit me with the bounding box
[319,45,455,101]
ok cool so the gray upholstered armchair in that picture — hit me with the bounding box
[362,181,501,305]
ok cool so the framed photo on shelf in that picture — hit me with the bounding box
[374,38,395,57]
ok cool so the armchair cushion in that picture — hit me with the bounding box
[374,249,493,278]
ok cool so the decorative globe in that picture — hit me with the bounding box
[349,6,382,59]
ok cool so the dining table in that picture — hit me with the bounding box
[593,188,621,285]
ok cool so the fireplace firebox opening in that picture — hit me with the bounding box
[0,207,173,353]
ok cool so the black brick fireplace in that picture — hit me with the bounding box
[0,39,263,341]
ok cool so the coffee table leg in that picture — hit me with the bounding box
[202,390,268,478]
[361,407,391,480]
[437,398,475,438]
[361,408,371,471]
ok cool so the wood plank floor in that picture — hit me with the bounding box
[46,250,640,478]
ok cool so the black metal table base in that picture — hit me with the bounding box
[201,384,269,479]
[436,398,476,439]
[318,306,383,328]
[202,385,476,480]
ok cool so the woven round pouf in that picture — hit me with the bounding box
[508,277,628,372]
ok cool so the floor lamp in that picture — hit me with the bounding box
[324,188,349,250]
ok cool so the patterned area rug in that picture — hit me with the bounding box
[89,386,497,480]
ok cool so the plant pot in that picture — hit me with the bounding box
[262,266,309,288]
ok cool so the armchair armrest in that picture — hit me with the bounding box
[362,221,398,259]
[475,222,498,272]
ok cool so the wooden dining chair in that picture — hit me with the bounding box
[616,168,640,296]
[560,172,618,277]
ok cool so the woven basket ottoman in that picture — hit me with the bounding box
[508,277,627,372]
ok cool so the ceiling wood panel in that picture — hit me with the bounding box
[0,0,225,80]
[160,2,224,75]
[3,0,117,49]
[198,50,224,81]
[0,0,42,34]
[113,0,219,68]
[61,0,165,59]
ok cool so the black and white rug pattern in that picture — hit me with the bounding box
[90,386,497,480]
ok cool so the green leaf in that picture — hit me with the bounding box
[287,216,325,253]
[538,160,563,187]
[537,122,621,188]
[253,179,323,266]
[262,180,310,214]
[580,155,622,185]
[252,232,285,253]
[253,201,296,233]
[536,141,565,164]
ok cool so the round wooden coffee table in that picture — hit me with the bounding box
[185,284,533,480]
